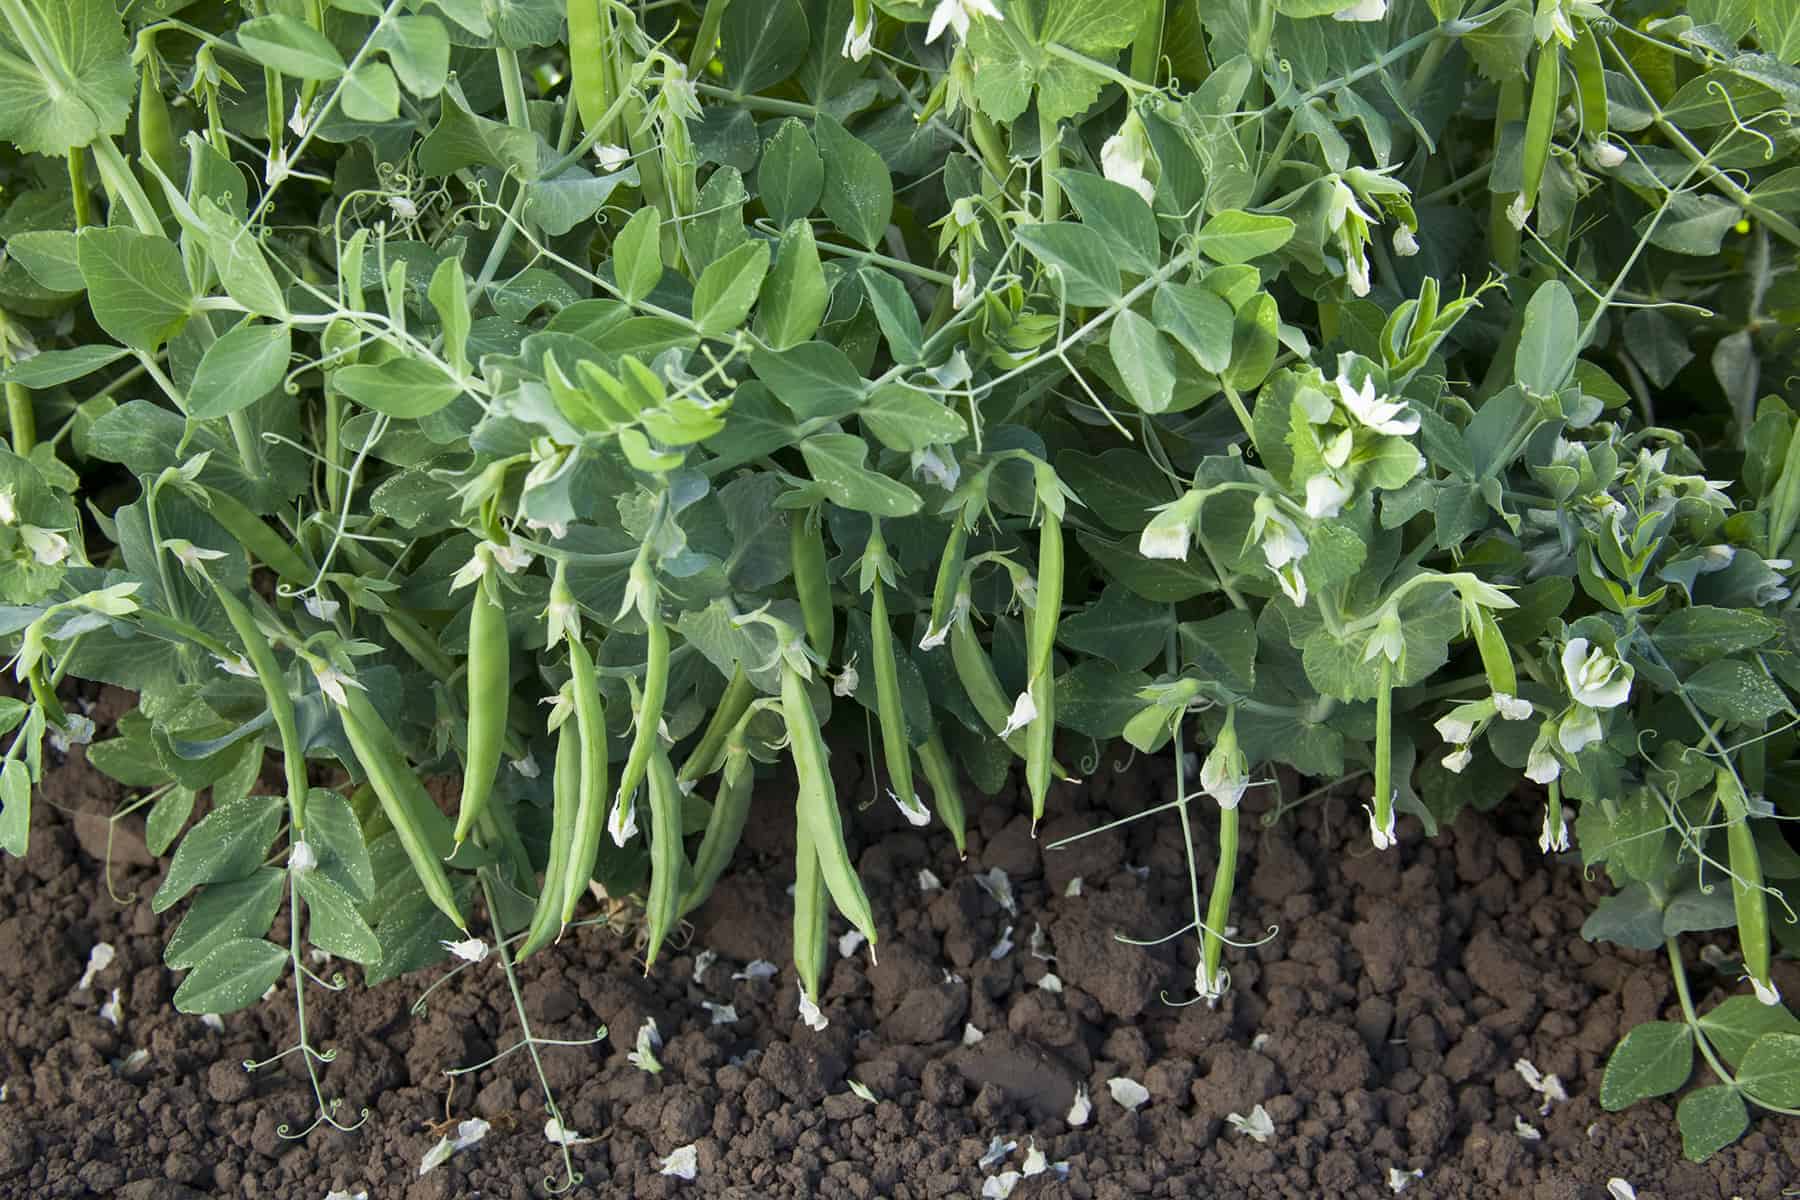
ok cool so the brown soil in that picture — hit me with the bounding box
[3,699,1798,1199]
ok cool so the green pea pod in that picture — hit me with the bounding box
[1490,74,1526,271]
[1473,608,1518,698]
[203,488,312,587]
[566,0,612,138]
[781,663,878,948]
[1024,514,1063,826]
[209,582,308,832]
[948,612,1072,778]
[137,60,180,197]
[681,731,753,915]
[869,568,917,814]
[518,715,581,961]
[1718,768,1775,1002]
[338,690,465,930]
[677,666,752,785]
[1521,44,1561,216]
[915,730,966,857]
[792,506,835,657]
[561,638,610,925]
[613,595,670,831]
[924,520,969,644]
[641,739,686,971]
[1202,802,1240,999]
[1372,659,1394,848]
[793,810,830,1002]
[1571,23,1607,138]
[454,570,510,846]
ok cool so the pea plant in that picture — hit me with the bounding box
[2,0,1799,1175]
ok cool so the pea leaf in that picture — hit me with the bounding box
[336,358,464,419]
[1677,1085,1748,1162]
[1698,995,1800,1069]
[860,384,968,452]
[800,434,923,516]
[1738,1032,1800,1107]
[1111,310,1178,413]
[341,61,400,122]
[613,206,664,305]
[1653,606,1781,663]
[0,0,134,156]
[5,230,84,291]
[1015,222,1120,306]
[152,796,285,912]
[750,341,866,421]
[691,239,771,336]
[965,0,1139,123]
[297,870,383,966]
[1515,279,1579,396]
[164,868,286,969]
[236,15,347,81]
[76,228,192,353]
[418,81,538,178]
[373,15,450,97]
[173,937,289,1015]
[1195,210,1296,264]
[722,0,809,92]
[0,759,30,857]
[145,786,197,856]
[816,114,892,252]
[1682,659,1790,723]
[1600,1021,1694,1110]
[759,118,825,228]
[859,268,924,364]
[1056,171,1159,274]
[304,788,376,903]
[756,220,828,351]
[1059,584,1172,672]
[188,322,292,420]
[1154,282,1234,374]
[0,346,131,389]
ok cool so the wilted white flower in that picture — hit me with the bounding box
[840,9,873,60]
[491,537,534,574]
[981,1172,1021,1199]
[1392,225,1419,256]
[304,593,340,622]
[999,690,1037,737]
[990,925,1016,960]
[79,943,115,991]
[1606,1179,1636,1200]
[1200,714,1249,809]
[20,526,70,565]
[1304,474,1352,520]
[835,929,867,960]
[1108,1077,1150,1110]
[325,1190,370,1200]
[919,868,943,892]
[1525,728,1562,784]
[1388,1167,1424,1193]
[1494,693,1532,721]
[1067,1086,1092,1126]
[659,1143,699,1180]
[1037,972,1064,993]
[798,988,829,1031]
[1442,747,1473,774]
[388,195,418,222]
[1336,372,1419,436]
[417,1138,455,1177]
[1022,1143,1048,1177]
[1100,113,1156,207]
[1590,139,1626,169]
[1227,1104,1276,1143]
[594,143,631,172]
[1515,1058,1568,1114]
[216,655,258,678]
[312,663,361,707]
[1561,638,1633,709]
[417,1118,496,1176]
[952,267,977,309]
[629,1017,663,1072]
[926,0,1003,44]
[1434,713,1476,745]
[732,959,779,981]
[200,1013,224,1032]
[441,938,488,963]
[976,867,1016,915]
[1334,0,1388,20]
[1195,961,1228,1006]
[913,444,961,491]
[1368,801,1397,851]
[832,664,859,698]
[99,988,123,1027]
[1752,975,1782,1005]
[1514,1115,1542,1141]
[1539,806,1570,854]
[608,797,639,846]
[1506,193,1531,230]
[978,1137,1017,1170]
[544,1118,592,1145]
[962,1023,985,1045]
[289,841,317,874]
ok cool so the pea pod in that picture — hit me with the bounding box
[915,730,966,857]
[1371,659,1395,850]
[949,611,1071,778]
[1521,44,1561,219]
[641,738,685,971]
[561,638,610,925]
[337,689,465,930]
[677,666,752,785]
[518,713,581,961]
[208,581,308,832]
[1490,73,1526,271]
[780,662,878,948]
[202,487,312,587]
[1718,768,1778,1004]
[792,506,834,657]
[566,0,613,139]
[613,574,670,833]
[1473,607,1517,699]
[923,520,969,644]
[1202,803,1240,999]
[1024,513,1064,826]
[454,569,510,846]
[865,529,917,816]
[681,730,753,915]
[1571,23,1607,138]
[793,810,830,1003]
[137,58,181,202]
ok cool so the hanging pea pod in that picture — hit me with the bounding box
[561,637,610,925]
[1370,659,1396,851]
[1024,512,1064,827]
[567,0,614,139]
[1571,23,1607,138]
[922,519,969,647]
[1718,768,1780,1005]
[781,661,878,949]
[791,505,835,658]
[681,728,753,915]
[136,53,181,202]
[613,559,669,835]
[863,524,921,821]
[677,666,752,785]
[915,730,966,857]
[518,706,581,961]
[793,808,830,1005]
[454,567,510,846]
[1520,44,1562,221]
[1490,74,1526,271]
[208,581,308,833]
[948,609,1073,779]
[1198,708,1247,1001]
[640,739,686,971]
[1473,607,1518,699]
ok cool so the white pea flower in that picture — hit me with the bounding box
[1506,193,1531,230]
[216,655,258,678]
[999,690,1038,737]
[1752,976,1782,1006]
[594,143,630,171]
[164,539,226,572]
[1345,245,1371,297]
[832,664,859,698]
[926,0,1003,45]
[1392,225,1419,257]
[20,525,70,565]
[1067,1085,1092,1127]
[1558,704,1603,754]
[1363,610,1405,666]
[1494,693,1533,721]
[1139,494,1199,560]
[388,194,419,221]
[1606,1182,1635,1200]
[1442,747,1473,774]
[1589,139,1626,169]
[798,988,829,1031]
[544,1118,592,1146]
[1434,713,1476,745]
[952,266,977,309]
[1368,802,1397,851]
[659,1144,699,1180]
[1227,1104,1276,1143]
[841,10,873,61]
[629,1018,663,1072]
[1100,113,1157,208]
[919,593,967,651]
[1525,727,1562,784]
[1334,0,1388,20]
[545,589,579,648]
[441,938,488,963]
[1200,712,1248,809]
[1561,638,1633,709]
[289,841,317,874]
[491,537,534,574]
[304,593,341,622]
[312,663,362,706]
[1273,560,1308,607]
[1304,474,1352,520]
[608,797,639,846]
[1539,805,1569,854]
[1336,372,1419,436]
[1256,507,1308,571]
[0,487,16,524]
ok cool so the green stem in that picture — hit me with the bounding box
[4,383,33,456]
[693,82,817,117]
[1373,658,1394,838]
[67,151,92,228]
[687,0,732,75]
[89,138,162,236]
[227,410,265,476]
[496,45,530,130]
[1039,107,1061,224]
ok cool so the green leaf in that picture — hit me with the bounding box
[750,341,866,421]
[1683,659,1790,723]
[173,937,289,1015]
[1640,192,1743,257]
[1015,222,1120,306]
[691,239,771,336]
[335,358,463,419]
[1515,279,1579,395]
[1654,606,1781,663]
[815,114,892,252]
[1059,584,1172,672]
[722,0,809,92]
[526,162,638,238]
[236,15,347,81]
[0,346,131,389]
[1698,995,1800,1068]
[756,220,828,351]
[5,230,84,291]
[1153,282,1234,375]
[188,322,292,420]
[759,118,824,228]
[428,257,471,375]
[1055,661,1154,739]
[0,0,134,156]
[0,759,29,857]
[800,434,923,516]
[1600,1021,1694,1110]
[1056,171,1159,274]
[341,61,400,122]
[76,228,192,353]
[1195,210,1296,263]
[1226,293,1280,392]
[1738,1032,1800,1107]
[297,871,383,966]
[859,268,924,365]
[1177,609,1258,702]
[304,788,375,903]
[152,796,284,913]
[613,206,664,304]
[374,15,450,97]
[145,786,197,856]
[1763,0,1800,63]
[1580,882,1668,949]
[860,384,968,452]
[1110,310,1178,413]
[1678,1086,1749,1162]
[965,0,1139,123]
[1058,448,1172,530]
[418,81,538,178]
[1463,8,1532,83]
[164,868,285,969]
[194,197,288,319]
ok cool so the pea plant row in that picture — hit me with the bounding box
[2,0,1799,1178]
